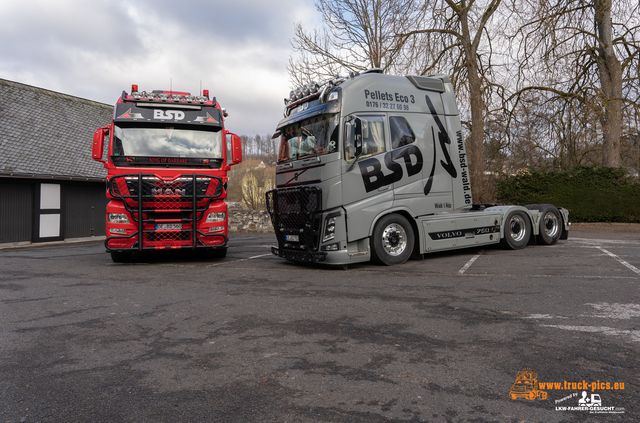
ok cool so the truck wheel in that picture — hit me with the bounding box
[110,251,132,263]
[533,204,562,245]
[500,210,531,250]
[371,214,414,265]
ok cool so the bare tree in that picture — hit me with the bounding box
[400,0,503,201]
[288,0,424,87]
[507,0,640,168]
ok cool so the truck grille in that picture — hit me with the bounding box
[105,173,226,251]
[266,186,325,262]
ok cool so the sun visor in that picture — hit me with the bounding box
[276,101,341,131]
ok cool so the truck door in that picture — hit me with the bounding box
[341,114,393,242]
[388,115,427,213]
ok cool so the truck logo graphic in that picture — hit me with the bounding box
[153,110,185,120]
[578,391,602,407]
[117,108,144,119]
[195,113,219,123]
[358,144,422,192]
[424,95,457,196]
[357,96,460,196]
[509,368,548,400]
[152,188,185,195]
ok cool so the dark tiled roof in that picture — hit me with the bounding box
[0,79,113,181]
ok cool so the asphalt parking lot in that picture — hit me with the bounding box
[1,226,639,422]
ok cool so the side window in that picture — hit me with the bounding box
[344,115,385,161]
[390,116,416,149]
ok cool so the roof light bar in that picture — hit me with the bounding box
[125,85,214,104]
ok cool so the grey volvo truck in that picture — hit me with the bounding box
[266,70,568,266]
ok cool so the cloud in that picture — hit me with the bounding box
[0,0,319,135]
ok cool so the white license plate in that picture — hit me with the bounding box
[285,234,299,242]
[156,223,182,230]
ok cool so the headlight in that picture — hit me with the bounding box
[108,213,130,224]
[323,216,337,242]
[209,226,224,233]
[206,212,226,223]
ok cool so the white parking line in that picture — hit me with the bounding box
[597,247,640,276]
[462,274,637,279]
[459,250,484,275]
[571,237,640,246]
[249,253,273,259]
[205,253,274,268]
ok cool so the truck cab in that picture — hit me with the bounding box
[266,70,568,266]
[92,85,242,262]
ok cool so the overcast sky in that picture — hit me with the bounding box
[0,0,320,136]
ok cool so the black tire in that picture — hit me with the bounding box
[110,251,132,263]
[500,210,531,250]
[210,248,228,259]
[533,204,562,245]
[371,214,415,265]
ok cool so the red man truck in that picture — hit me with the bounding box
[92,85,242,262]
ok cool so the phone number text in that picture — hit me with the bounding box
[365,101,410,111]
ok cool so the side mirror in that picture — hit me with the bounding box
[230,133,242,165]
[92,125,110,164]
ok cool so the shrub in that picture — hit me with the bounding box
[495,167,640,222]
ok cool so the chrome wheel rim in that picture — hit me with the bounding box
[543,212,560,238]
[381,223,407,256]
[509,215,526,242]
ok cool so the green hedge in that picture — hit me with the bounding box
[495,167,640,223]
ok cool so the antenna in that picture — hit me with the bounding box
[170,78,172,96]
[200,80,202,96]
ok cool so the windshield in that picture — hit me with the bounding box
[277,113,339,163]
[112,125,223,159]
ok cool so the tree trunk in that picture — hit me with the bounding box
[460,10,485,202]
[594,0,623,167]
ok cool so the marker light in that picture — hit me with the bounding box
[157,93,170,100]
[183,95,196,102]
[131,91,144,100]
[196,95,208,102]
[171,94,183,101]
[145,92,158,100]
